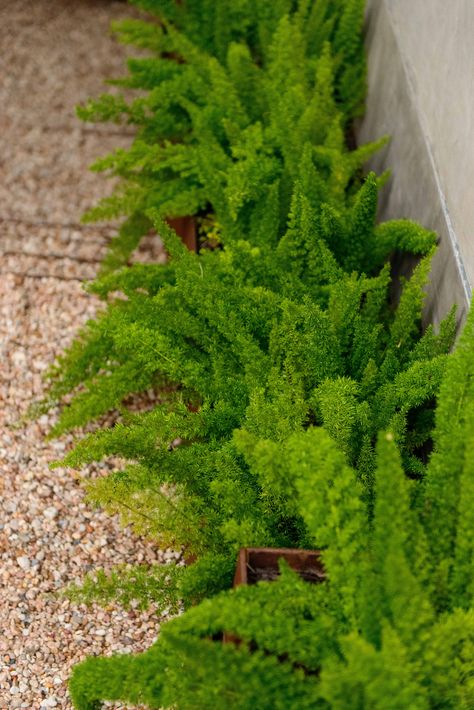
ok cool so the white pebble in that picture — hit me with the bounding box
[12,350,26,366]
[17,556,31,571]
[44,506,58,520]
[40,698,58,708]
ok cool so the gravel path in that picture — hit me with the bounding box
[0,2,170,707]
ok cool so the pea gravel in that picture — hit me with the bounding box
[0,1,174,707]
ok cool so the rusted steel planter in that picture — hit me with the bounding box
[166,216,198,252]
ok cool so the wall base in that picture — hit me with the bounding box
[356,0,470,328]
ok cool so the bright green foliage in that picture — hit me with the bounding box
[70,565,327,710]
[65,554,235,614]
[332,0,367,118]
[423,309,474,610]
[77,0,374,272]
[69,418,474,709]
[65,562,183,613]
[48,191,445,613]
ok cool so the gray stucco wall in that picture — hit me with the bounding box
[356,0,472,326]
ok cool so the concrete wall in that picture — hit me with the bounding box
[356,0,473,326]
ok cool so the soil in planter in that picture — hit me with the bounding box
[234,547,325,588]
[245,566,324,584]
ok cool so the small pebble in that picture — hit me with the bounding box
[17,556,31,571]
[44,506,59,520]
[40,698,58,709]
